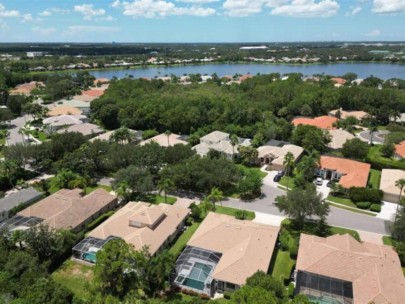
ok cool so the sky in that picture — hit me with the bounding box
[0,0,404,42]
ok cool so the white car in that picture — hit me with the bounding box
[315,177,323,186]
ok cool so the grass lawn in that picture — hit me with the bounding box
[329,226,361,241]
[47,179,112,195]
[278,175,296,190]
[214,205,255,220]
[237,164,268,179]
[366,145,405,170]
[329,202,376,217]
[270,250,295,282]
[136,193,177,205]
[52,260,93,301]
[326,195,357,208]
[383,236,393,246]
[169,222,200,257]
[369,169,381,189]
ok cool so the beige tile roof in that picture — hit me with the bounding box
[139,133,188,147]
[18,188,117,231]
[380,169,405,198]
[257,143,304,165]
[89,202,188,255]
[320,156,370,188]
[296,233,405,304]
[329,109,369,120]
[327,129,355,150]
[57,123,103,136]
[187,212,279,286]
[200,131,229,143]
[10,81,44,95]
[48,106,82,116]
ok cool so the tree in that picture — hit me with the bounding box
[381,142,395,158]
[292,125,330,152]
[395,179,405,223]
[52,169,78,189]
[69,175,88,192]
[109,127,134,145]
[0,108,13,125]
[114,182,132,203]
[275,184,329,229]
[207,186,223,208]
[237,170,263,200]
[245,271,285,299]
[341,138,369,160]
[164,130,172,146]
[22,103,43,120]
[93,239,138,299]
[238,146,258,165]
[157,178,174,204]
[251,132,265,148]
[114,165,154,195]
[283,152,295,190]
[230,286,278,304]
[297,150,319,182]
[230,134,239,157]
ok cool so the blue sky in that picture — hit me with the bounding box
[0,0,404,42]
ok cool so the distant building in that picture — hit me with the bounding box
[57,122,104,137]
[26,52,43,58]
[239,46,268,50]
[0,188,42,223]
[292,116,338,130]
[139,133,188,147]
[327,129,355,150]
[328,108,369,122]
[257,140,304,170]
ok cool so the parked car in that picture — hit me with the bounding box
[315,177,323,186]
[273,174,282,182]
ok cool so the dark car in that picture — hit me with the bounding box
[273,174,282,182]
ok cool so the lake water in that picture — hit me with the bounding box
[90,62,405,80]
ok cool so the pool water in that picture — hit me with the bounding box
[182,262,212,291]
[82,252,97,263]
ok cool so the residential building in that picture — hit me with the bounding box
[395,140,405,159]
[57,123,104,137]
[0,188,42,222]
[0,189,117,232]
[292,116,338,130]
[73,202,188,263]
[380,169,405,203]
[26,52,43,58]
[43,114,87,129]
[327,129,355,150]
[81,89,105,98]
[328,108,369,121]
[57,99,91,115]
[172,212,279,297]
[317,156,370,188]
[140,133,188,147]
[47,106,82,117]
[192,131,251,158]
[89,129,143,143]
[10,81,44,95]
[330,77,347,87]
[295,233,405,304]
[257,140,304,170]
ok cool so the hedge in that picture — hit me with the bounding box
[356,201,371,209]
[348,187,383,204]
[370,204,381,212]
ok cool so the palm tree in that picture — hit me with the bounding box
[207,186,224,208]
[395,179,405,222]
[69,176,88,193]
[115,182,132,203]
[369,125,378,145]
[297,150,320,182]
[230,134,239,158]
[164,130,172,147]
[283,152,295,191]
[157,178,174,204]
[110,127,132,144]
[201,198,215,215]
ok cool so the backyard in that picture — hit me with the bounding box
[366,145,405,170]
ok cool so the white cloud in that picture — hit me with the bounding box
[120,0,216,18]
[21,13,34,23]
[372,0,405,14]
[366,29,381,36]
[223,0,269,17]
[39,10,52,17]
[0,3,20,18]
[345,6,362,16]
[74,4,106,20]
[32,26,57,36]
[176,0,219,3]
[111,0,122,8]
[270,0,340,17]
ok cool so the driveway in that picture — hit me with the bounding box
[357,130,389,145]
[6,114,32,146]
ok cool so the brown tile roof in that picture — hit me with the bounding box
[395,140,405,158]
[82,89,104,97]
[48,106,82,116]
[139,133,188,147]
[292,116,337,130]
[320,156,370,188]
[88,202,188,255]
[18,188,117,231]
[187,212,279,286]
[296,233,405,304]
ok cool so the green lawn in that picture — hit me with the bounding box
[329,226,361,241]
[52,260,93,301]
[278,175,296,190]
[237,164,268,179]
[383,236,393,246]
[214,205,255,220]
[169,222,200,257]
[326,195,357,208]
[29,130,48,141]
[136,193,177,205]
[366,145,405,170]
[270,250,295,282]
[369,169,381,189]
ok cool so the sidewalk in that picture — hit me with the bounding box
[377,201,397,221]
[253,211,286,226]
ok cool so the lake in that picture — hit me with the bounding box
[90,62,405,80]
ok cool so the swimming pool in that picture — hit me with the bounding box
[178,262,212,291]
[82,252,97,263]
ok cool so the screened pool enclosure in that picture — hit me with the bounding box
[72,236,119,263]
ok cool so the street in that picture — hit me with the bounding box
[6,114,32,146]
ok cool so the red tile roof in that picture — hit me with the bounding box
[395,140,405,158]
[82,89,104,97]
[292,116,338,130]
[331,77,347,85]
[320,156,370,188]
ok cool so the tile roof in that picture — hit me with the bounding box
[296,233,405,304]
[43,114,87,127]
[89,202,188,255]
[10,81,44,95]
[82,89,105,97]
[47,106,82,116]
[18,188,117,231]
[292,116,338,130]
[89,129,141,143]
[320,156,370,188]
[258,142,304,165]
[0,188,42,213]
[379,169,405,199]
[327,129,355,149]
[395,140,405,158]
[330,77,347,85]
[187,212,279,286]
[329,109,369,120]
[57,123,103,136]
[139,133,188,147]
[200,131,230,143]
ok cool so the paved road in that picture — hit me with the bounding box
[221,184,391,235]
[358,130,389,144]
[6,115,32,146]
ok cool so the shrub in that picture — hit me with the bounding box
[224,291,233,299]
[235,210,248,220]
[279,231,290,251]
[348,187,383,204]
[370,203,381,212]
[185,217,193,226]
[141,129,159,140]
[289,243,298,259]
[356,201,371,209]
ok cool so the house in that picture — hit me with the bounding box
[47,106,83,117]
[73,202,188,263]
[10,81,44,95]
[390,113,405,123]
[328,108,369,121]
[0,188,43,223]
[192,131,251,159]
[43,114,87,129]
[57,123,103,137]
[0,189,117,232]
[292,116,338,130]
[172,212,279,297]
[257,140,304,170]
[57,99,91,115]
[81,89,105,98]
[295,233,405,304]
[93,78,110,86]
[330,77,347,87]
[317,156,370,188]
[139,133,188,147]
[89,129,142,143]
[395,140,405,159]
[379,169,405,203]
[327,129,355,150]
